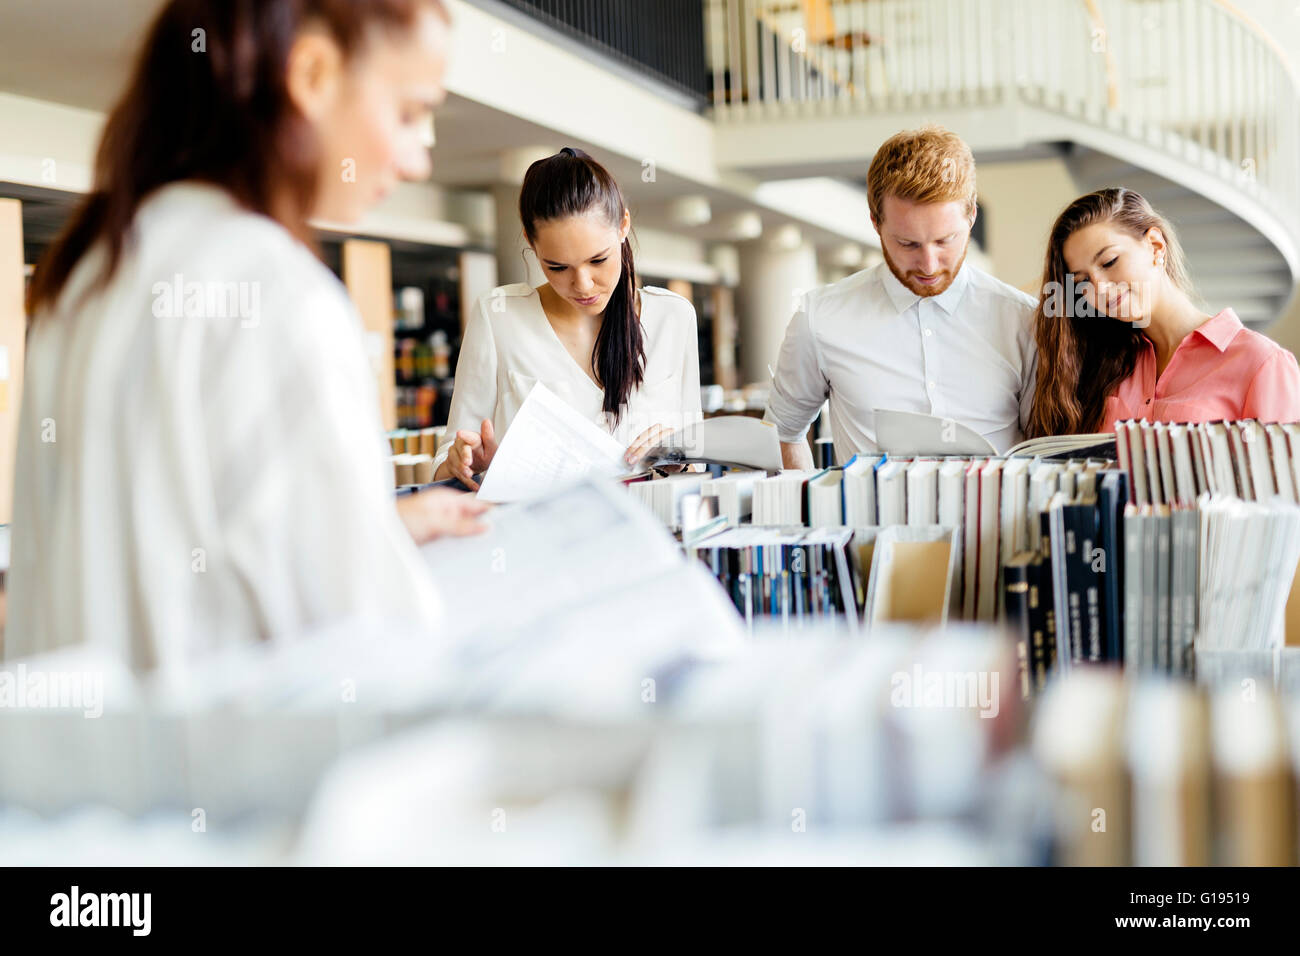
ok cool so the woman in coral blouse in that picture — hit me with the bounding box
[1025,187,1300,437]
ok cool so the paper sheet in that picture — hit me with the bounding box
[476,382,630,503]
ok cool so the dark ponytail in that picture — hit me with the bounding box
[519,148,644,423]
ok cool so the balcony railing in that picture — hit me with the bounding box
[704,0,1300,247]
[491,0,710,104]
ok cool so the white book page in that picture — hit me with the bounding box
[477,382,629,503]
[421,479,683,635]
[873,408,997,456]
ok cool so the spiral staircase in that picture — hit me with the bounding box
[703,0,1300,330]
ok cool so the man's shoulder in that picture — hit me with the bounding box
[804,262,885,312]
[963,264,1037,314]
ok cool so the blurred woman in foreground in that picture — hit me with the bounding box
[9,0,482,669]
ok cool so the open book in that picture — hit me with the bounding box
[873,408,1112,458]
[476,382,631,503]
[640,415,782,472]
[478,385,784,503]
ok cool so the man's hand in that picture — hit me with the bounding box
[396,488,491,545]
[433,418,498,490]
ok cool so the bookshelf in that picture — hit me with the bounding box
[339,238,397,432]
[322,236,473,432]
[632,420,1300,693]
[640,273,738,390]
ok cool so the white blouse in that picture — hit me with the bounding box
[7,181,441,671]
[433,283,703,471]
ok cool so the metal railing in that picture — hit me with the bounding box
[704,0,1300,245]
[493,0,710,103]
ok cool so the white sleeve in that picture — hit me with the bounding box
[679,302,704,432]
[1018,311,1039,436]
[210,283,442,637]
[763,303,828,443]
[432,295,499,471]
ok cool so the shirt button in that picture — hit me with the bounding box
[928,381,936,389]
[1145,398,1151,405]
[924,328,933,336]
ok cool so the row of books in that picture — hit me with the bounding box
[1120,500,1197,677]
[625,422,1300,688]
[979,464,1277,692]
[1004,468,1127,693]
[914,464,1299,686]
[682,467,1300,692]
[689,526,859,632]
[647,455,1115,631]
[1115,418,1300,506]
[1110,418,1300,670]
[687,524,960,634]
[1194,495,1300,652]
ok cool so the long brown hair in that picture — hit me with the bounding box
[28,0,448,317]
[1026,187,1195,437]
[519,147,645,423]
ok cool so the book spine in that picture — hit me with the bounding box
[1027,559,1049,693]
[1004,562,1032,700]
[1098,474,1128,663]
[1039,510,1061,676]
[1075,505,1104,664]
[1063,514,1084,665]
[1123,511,1141,669]
[1042,563,1058,676]
[1155,513,1171,673]
[1169,511,1186,669]
[1178,509,1199,677]
[1049,507,1073,674]
[1140,513,1156,671]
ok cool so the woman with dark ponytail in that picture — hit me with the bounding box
[433,147,703,486]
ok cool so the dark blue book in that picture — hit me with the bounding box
[1096,470,1129,663]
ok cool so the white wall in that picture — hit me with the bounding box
[0,93,102,192]
[976,157,1082,295]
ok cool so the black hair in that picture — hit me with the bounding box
[519,147,644,423]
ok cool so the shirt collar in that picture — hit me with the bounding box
[1191,308,1244,352]
[879,260,972,316]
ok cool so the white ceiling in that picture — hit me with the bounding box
[0,0,874,250]
[0,0,159,110]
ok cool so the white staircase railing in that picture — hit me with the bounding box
[705,0,1300,266]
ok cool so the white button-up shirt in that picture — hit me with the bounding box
[433,283,703,471]
[764,261,1038,460]
[8,182,442,670]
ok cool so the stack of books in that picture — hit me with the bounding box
[689,526,859,631]
[1115,419,1300,506]
[624,417,1300,696]
[665,454,1117,635]
[1114,418,1300,679]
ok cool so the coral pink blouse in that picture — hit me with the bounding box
[1103,308,1300,430]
